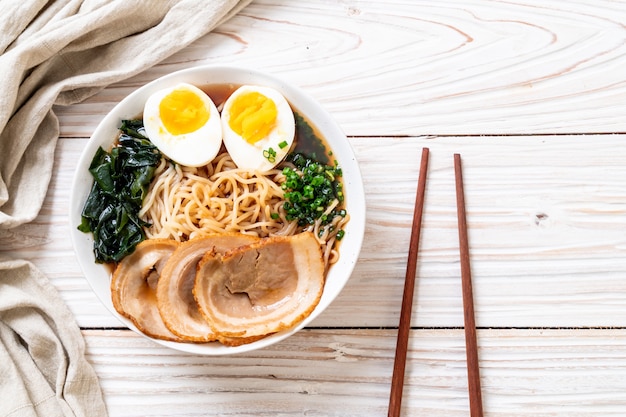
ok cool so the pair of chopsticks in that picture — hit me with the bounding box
[388,148,483,417]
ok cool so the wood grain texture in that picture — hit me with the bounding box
[4,1,626,415]
[84,328,626,417]
[54,0,626,137]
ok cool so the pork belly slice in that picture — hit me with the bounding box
[194,232,325,339]
[156,233,259,342]
[111,239,182,342]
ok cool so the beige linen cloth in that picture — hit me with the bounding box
[0,0,251,416]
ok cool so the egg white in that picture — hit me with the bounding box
[143,83,222,167]
[221,85,295,172]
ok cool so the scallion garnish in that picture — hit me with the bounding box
[263,147,277,163]
[281,153,345,227]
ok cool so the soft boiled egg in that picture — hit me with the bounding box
[143,83,222,167]
[221,85,295,172]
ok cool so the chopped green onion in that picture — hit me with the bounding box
[263,147,277,163]
[278,140,288,149]
[281,152,347,227]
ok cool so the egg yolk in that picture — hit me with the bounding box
[228,92,277,144]
[159,88,210,136]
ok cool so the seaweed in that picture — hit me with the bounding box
[78,120,161,263]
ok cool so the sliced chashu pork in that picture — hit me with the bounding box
[156,233,259,342]
[194,232,325,339]
[111,239,182,341]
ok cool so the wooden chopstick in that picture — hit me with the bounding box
[388,147,430,417]
[454,153,484,417]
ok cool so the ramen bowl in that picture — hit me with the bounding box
[69,65,365,355]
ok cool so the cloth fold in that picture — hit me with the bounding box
[0,258,107,417]
[0,0,252,416]
[0,0,251,229]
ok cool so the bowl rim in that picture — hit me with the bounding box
[69,64,366,355]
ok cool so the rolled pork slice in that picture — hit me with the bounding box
[111,239,182,342]
[194,232,325,339]
[156,233,258,342]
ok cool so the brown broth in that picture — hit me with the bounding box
[200,83,239,109]
[200,83,335,166]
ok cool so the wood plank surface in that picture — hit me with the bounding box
[84,328,626,417]
[55,0,626,138]
[3,1,626,416]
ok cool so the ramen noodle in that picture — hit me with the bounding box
[139,149,348,269]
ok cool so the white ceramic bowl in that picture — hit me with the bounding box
[69,65,365,355]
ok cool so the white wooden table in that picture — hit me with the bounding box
[4,1,626,415]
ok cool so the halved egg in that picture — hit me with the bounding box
[221,85,295,172]
[143,83,222,167]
